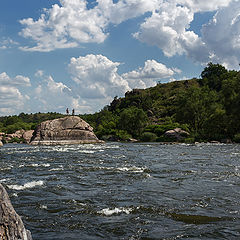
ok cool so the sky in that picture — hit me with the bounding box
[0,0,239,116]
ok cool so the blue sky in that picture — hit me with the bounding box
[0,0,239,116]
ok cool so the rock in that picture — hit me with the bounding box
[30,116,103,145]
[0,140,3,147]
[0,184,32,240]
[164,128,190,141]
[0,132,5,141]
[210,141,220,144]
[13,129,25,139]
[23,130,34,144]
[127,138,138,142]
[221,139,232,144]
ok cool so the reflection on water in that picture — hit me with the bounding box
[0,142,240,239]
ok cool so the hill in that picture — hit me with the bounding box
[1,63,240,143]
[81,63,240,143]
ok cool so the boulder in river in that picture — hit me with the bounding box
[164,128,190,141]
[0,140,3,147]
[0,184,32,240]
[30,116,103,145]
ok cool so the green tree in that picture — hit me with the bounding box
[200,62,228,91]
[118,107,148,137]
[175,86,222,140]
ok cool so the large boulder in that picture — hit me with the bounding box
[30,116,103,145]
[0,184,32,240]
[164,128,190,141]
[22,130,34,144]
[0,140,3,147]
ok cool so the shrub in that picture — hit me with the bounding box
[156,135,174,142]
[140,132,157,142]
[233,133,240,143]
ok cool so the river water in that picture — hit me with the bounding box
[0,142,239,239]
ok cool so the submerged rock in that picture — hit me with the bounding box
[30,116,103,145]
[0,184,32,240]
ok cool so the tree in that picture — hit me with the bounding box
[118,107,148,137]
[175,86,223,140]
[199,62,228,91]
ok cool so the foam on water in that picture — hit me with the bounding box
[116,166,147,173]
[98,207,134,216]
[49,167,63,171]
[19,163,50,168]
[7,180,44,190]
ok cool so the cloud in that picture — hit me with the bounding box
[134,2,197,57]
[179,0,232,12]
[0,72,30,115]
[68,54,130,99]
[0,72,31,87]
[19,0,108,52]
[201,0,240,68]
[19,0,158,52]
[0,38,19,50]
[122,59,177,88]
[33,75,76,112]
[18,0,238,68]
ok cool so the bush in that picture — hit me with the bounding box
[115,130,132,141]
[184,137,195,144]
[140,132,157,142]
[233,133,240,143]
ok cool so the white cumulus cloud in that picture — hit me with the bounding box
[18,0,239,68]
[179,0,232,12]
[201,0,240,68]
[68,54,130,99]
[122,59,176,88]
[0,72,31,115]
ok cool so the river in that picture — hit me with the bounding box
[0,142,239,239]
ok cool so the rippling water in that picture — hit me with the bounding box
[0,142,240,239]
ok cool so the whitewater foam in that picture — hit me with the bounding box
[7,180,44,190]
[116,166,147,173]
[98,207,133,216]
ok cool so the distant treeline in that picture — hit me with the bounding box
[0,112,65,134]
[1,63,240,143]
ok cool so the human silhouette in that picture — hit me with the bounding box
[66,108,69,115]
[72,109,75,116]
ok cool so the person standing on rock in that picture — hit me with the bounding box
[66,108,69,115]
[72,109,75,116]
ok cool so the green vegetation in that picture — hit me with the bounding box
[0,112,64,134]
[1,63,240,143]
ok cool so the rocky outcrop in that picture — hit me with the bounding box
[164,128,190,141]
[0,140,3,147]
[30,116,103,145]
[0,184,32,240]
[0,130,34,144]
[22,130,34,143]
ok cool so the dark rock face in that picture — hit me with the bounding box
[30,116,103,145]
[0,184,32,240]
